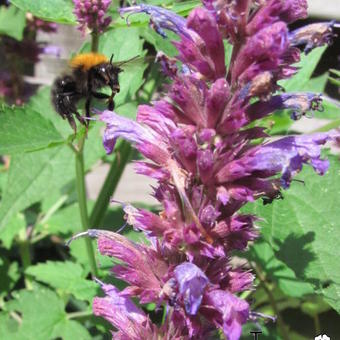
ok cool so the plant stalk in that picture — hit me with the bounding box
[75,138,98,277]
[252,263,290,340]
[18,238,32,289]
[91,27,99,53]
[90,140,131,227]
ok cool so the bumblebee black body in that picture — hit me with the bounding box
[51,53,122,133]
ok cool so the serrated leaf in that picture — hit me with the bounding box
[5,289,66,340]
[279,46,327,92]
[248,156,340,313]
[0,5,26,40]
[0,105,64,155]
[10,0,76,24]
[26,261,98,302]
[0,145,75,231]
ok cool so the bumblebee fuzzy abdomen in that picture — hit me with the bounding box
[69,53,109,71]
[51,75,81,118]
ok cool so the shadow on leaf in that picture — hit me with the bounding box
[274,232,315,279]
[273,232,333,289]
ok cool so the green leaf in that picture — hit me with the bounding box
[10,0,76,24]
[51,319,91,340]
[248,156,340,314]
[302,73,329,93]
[0,105,64,155]
[279,46,327,92]
[247,241,314,298]
[0,5,26,40]
[301,296,330,317]
[171,0,201,15]
[0,213,25,249]
[26,261,98,302]
[4,289,66,340]
[140,27,178,57]
[0,145,75,232]
[37,202,82,236]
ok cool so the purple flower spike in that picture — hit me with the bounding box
[92,1,338,338]
[73,0,112,33]
[174,262,209,315]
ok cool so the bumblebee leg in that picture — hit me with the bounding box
[91,91,115,111]
[91,92,110,99]
[85,96,92,123]
[67,115,77,134]
[74,111,88,135]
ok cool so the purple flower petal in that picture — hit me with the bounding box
[99,110,170,164]
[246,92,323,121]
[119,4,190,39]
[289,21,336,53]
[247,0,308,34]
[216,131,339,188]
[203,289,249,340]
[93,284,153,339]
[174,262,209,315]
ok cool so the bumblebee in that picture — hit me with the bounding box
[51,52,125,132]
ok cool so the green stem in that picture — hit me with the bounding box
[91,27,99,53]
[161,304,167,325]
[90,140,131,227]
[75,140,98,277]
[252,264,290,340]
[67,310,93,320]
[18,238,32,289]
[313,314,321,335]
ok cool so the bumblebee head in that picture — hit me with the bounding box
[94,61,121,90]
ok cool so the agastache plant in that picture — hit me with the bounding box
[72,1,338,339]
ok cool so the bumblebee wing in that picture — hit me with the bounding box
[112,56,154,70]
